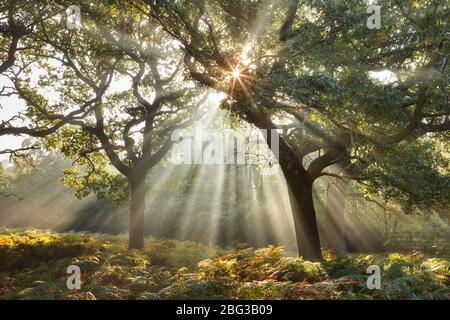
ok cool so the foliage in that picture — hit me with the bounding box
[361,139,450,213]
[0,229,448,300]
[0,163,10,194]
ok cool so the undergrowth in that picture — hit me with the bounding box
[0,229,448,300]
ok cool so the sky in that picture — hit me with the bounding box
[0,77,27,160]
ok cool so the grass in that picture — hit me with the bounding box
[0,228,449,300]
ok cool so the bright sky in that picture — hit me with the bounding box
[0,77,27,160]
[369,69,397,84]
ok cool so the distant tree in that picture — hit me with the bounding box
[0,162,10,197]
[323,138,450,253]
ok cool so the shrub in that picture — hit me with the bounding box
[238,280,294,300]
[0,229,449,300]
[146,239,217,269]
[268,257,326,282]
[322,255,370,279]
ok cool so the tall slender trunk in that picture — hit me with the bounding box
[325,178,349,255]
[128,174,146,250]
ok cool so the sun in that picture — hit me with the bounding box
[231,66,242,79]
[224,49,258,98]
[226,62,254,98]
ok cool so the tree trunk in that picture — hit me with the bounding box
[325,178,349,255]
[283,166,323,262]
[128,175,146,250]
[243,109,322,261]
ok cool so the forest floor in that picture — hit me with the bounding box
[0,228,449,300]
